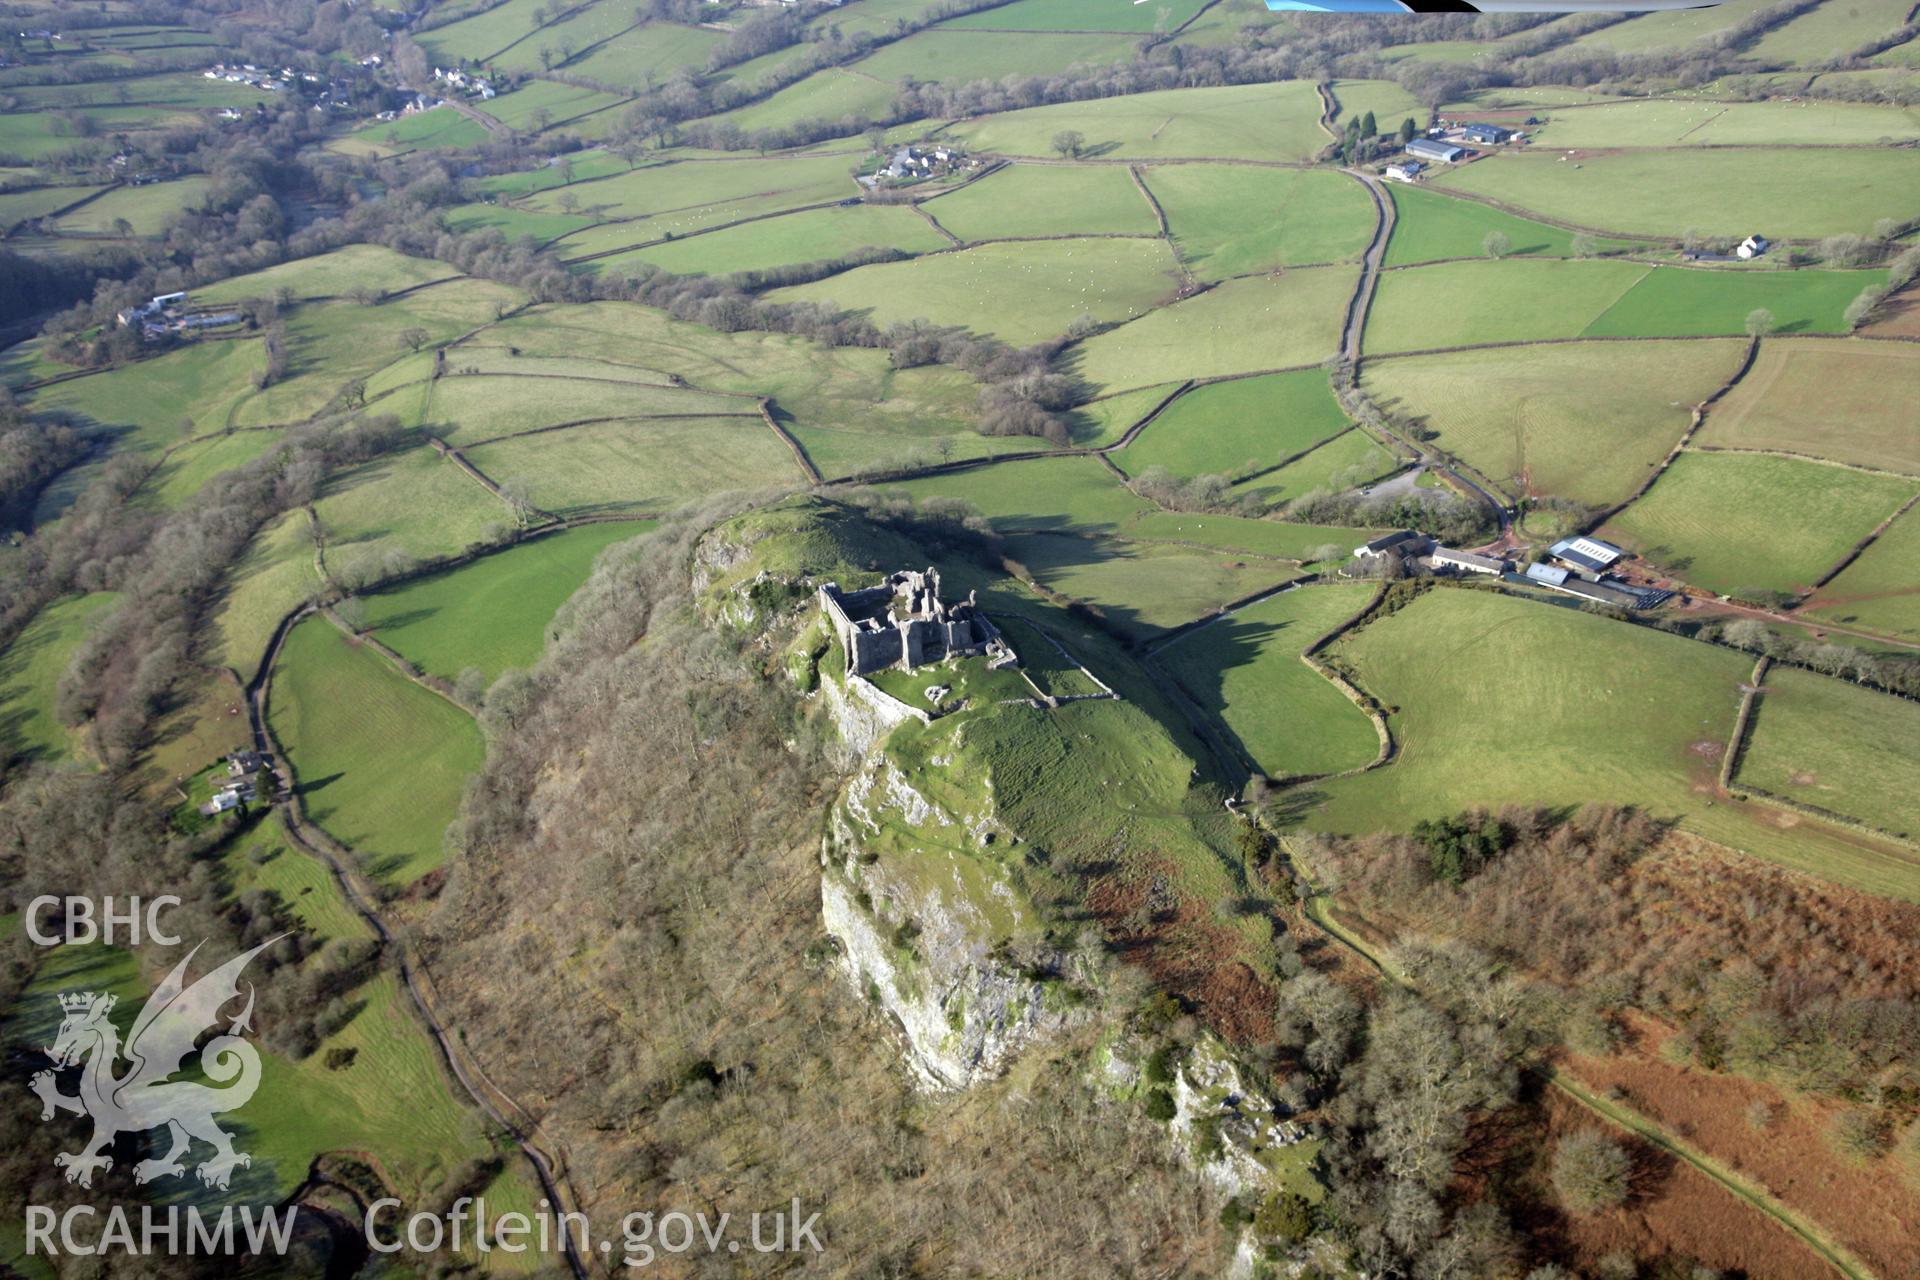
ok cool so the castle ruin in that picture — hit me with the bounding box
[819,569,1010,676]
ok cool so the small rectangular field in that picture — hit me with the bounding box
[1695,339,1920,474]
[1431,149,1919,240]
[852,30,1141,82]
[1145,165,1374,280]
[425,371,751,446]
[1603,451,1917,598]
[1360,340,1748,507]
[462,417,804,516]
[1803,504,1920,642]
[1069,268,1355,393]
[1117,369,1352,481]
[1736,666,1920,841]
[1383,183,1640,266]
[1158,582,1381,779]
[363,522,647,684]
[0,593,118,764]
[268,617,485,887]
[1525,98,1920,148]
[999,531,1301,642]
[1584,266,1879,338]
[768,237,1182,345]
[940,82,1330,163]
[919,163,1158,241]
[1365,259,1652,353]
[886,454,1153,532]
[314,447,513,580]
[1232,429,1401,508]
[611,203,949,276]
[939,0,1214,31]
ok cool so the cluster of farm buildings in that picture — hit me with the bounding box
[1353,531,1671,610]
[861,144,974,188]
[114,292,243,340]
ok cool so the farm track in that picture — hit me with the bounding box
[1288,871,1879,1280]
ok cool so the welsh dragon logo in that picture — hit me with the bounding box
[29,938,280,1191]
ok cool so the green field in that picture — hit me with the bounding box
[30,337,266,453]
[941,0,1213,31]
[1604,451,1917,597]
[608,203,949,276]
[1233,428,1401,508]
[445,201,594,244]
[416,0,565,62]
[1584,266,1880,338]
[0,184,105,233]
[478,80,625,132]
[1145,165,1374,280]
[332,106,492,157]
[1737,666,1920,840]
[426,372,748,446]
[0,592,118,763]
[854,29,1142,81]
[197,244,460,303]
[1325,79,1423,131]
[705,67,900,134]
[770,237,1181,344]
[1122,512,1390,562]
[1366,259,1651,353]
[48,175,209,236]
[363,522,646,684]
[942,82,1330,162]
[1432,149,1920,239]
[562,22,726,88]
[1533,98,1920,147]
[316,447,512,581]
[1747,0,1917,64]
[1362,341,1747,506]
[1159,582,1380,779]
[1562,0,1769,52]
[999,531,1300,641]
[1804,504,1920,642]
[464,417,803,516]
[921,163,1158,241]
[1065,383,1179,447]
[888,454,1153,532]
[1118,370,1351,481]
[214,510,319,679]
[1384,183,1639,266]
[1308,587,1920,899]
[1069,268,1355,392]
[269,616,485,886]
[1695,340,1920,474]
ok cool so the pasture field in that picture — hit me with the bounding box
[444,201,594,243]
[855,30,1141,81]
[1695,340,1920,474]
[1361,340,1747,507]
[1804,505,1920,642]
[478,80,625,132]
[1562,0,1769,52]
[1365,259,1651,353]
[999,531,1300,642]
[1747,0,1917,64]
[1325,79,1423,130]
[940,82,1330,162]
[1066,383,1180,447]
[563,22,726,87]
[7,69,264,110]
[0,592,117,763]
[1584,265,1879,337]
[425,372,750,446]
[609,203,949,276]
[196,244,460,303]
[1603,451,1916,597]
[1526,98,1920,147]
[887,454,1153,532]
[1431,148,1919,239]
[363,522,647,684]
[315,447,511,578]
[0,106,198,158]
[474,148,629,197]
[706,68,900,135]
[439,346,681,384]
[1307,588,1920,899]
[477,303,984,442]
[1122,513,1390,562]
[1383,184,1640,265]
[29,336,265,453]
[212,510,317,679]
[1158,582,1381,779]
[768,237,1183,345]
[1069,268,1355,392]
[140,429,281,509]
[464,417,803,516]
[1145,165,1374,279]
[531,152,856,225]
[1233,428,1400,507]
[787,419,1050,480]
[1737,667,1920,840]
[485,0,643,73]
[415,0,561,63]
[1118,370,1351,481]
[941,0,1213,31]
[331,106,492,157]
[269,616,485,887]
[0,183,106,232]
[47,175,208,236]
[920,163,1158,241]
[989,615,1103,699]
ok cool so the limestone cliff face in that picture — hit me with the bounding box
[1168,1037,1315,1200]
[818,670,1086,1090]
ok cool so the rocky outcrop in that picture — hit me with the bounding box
[818,665,923,762]
[1169,1037,1315,1200]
